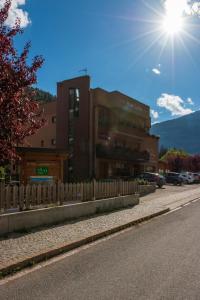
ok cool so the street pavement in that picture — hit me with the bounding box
[1,189,200,299]
[0,184,200,273]
[1,184,200,274]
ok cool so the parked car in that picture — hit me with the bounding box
[138,172,165,188]
[192,173,200,183]
[179,172,195,184]
[165,172,183,185]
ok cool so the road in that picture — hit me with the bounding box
[141,183,200,201]
[1,186,200,299]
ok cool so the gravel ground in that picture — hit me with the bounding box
[0,184,200,270]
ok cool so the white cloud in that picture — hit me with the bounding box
[191,2,200,15]
[152,68,161,75]
[163,0,200,17]
[0,0,30,28]
[151,109,159,119]
[157,93,194,116]
[187,97,194,105]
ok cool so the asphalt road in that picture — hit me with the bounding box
[1,197,200,299]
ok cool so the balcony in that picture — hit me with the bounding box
[96,144,150,163]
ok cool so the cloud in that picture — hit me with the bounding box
[0,0,30,28]
[152,68,161,75]
[151,109,159,119]
[187,97,194,105]
[163,0,200,17]
[152,64,161,75]
[157,93,194,116]
[191,2,200,15]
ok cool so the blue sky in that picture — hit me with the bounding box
[5,0,200,123]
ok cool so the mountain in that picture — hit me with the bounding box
[151,110,200,154]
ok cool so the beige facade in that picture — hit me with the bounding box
[92,88,159,178]
[23,101,56,149]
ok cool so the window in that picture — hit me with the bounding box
[69,88,80,117]
[51,139,56,145]
[98,106,110,128]
[68,159,73,172]
[68,136,74,144]
[52,116,56,123]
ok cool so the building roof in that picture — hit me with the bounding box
[92,87,149,109]
[57,75,90,85]
[56,75,149,110]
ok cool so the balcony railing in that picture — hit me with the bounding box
[96,144,150,163]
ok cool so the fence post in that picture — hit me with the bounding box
[118,179,121,196]
[25,184,31,210]
[0,183,4,212]
[57,181,61,205]
[19,185,24,211]
[92,179,96,201]
[60,183,64,205]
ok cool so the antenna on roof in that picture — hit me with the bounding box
[79,68,88,75]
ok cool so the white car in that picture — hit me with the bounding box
[180,172,195,184]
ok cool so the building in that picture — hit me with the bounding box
[15,101,62,184]
[25,76,159,182]
[56,76,159,181]
[24,101,57,149]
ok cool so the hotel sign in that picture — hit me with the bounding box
[36,166,49,176]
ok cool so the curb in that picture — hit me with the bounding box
[0,207,170,278]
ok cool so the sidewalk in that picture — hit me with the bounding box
[1,185,200,277]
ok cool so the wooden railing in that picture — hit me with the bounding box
[0,180,139,213]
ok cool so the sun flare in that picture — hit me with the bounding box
[162,0,186,35]
[162,15,183,35]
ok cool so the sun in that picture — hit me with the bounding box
[161,0,187,35]
[162,15,183,35]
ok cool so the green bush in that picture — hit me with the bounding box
[134,179,149,185]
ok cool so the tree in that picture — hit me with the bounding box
[0,0,44,164]
[159,145,168,159]
[28,87,56,103]
[161,148,189,172]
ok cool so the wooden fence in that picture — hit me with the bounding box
[0,180,139,213]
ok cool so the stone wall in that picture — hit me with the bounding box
[139,184,156,197]
[0,194,139,236]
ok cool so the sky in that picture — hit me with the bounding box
[2,0,200,124]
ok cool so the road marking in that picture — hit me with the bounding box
[166,197,200,214]
[191,198,200,203]
[182,203,191,207]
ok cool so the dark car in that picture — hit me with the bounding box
[138,172,165,188]
[165,172,183,185]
